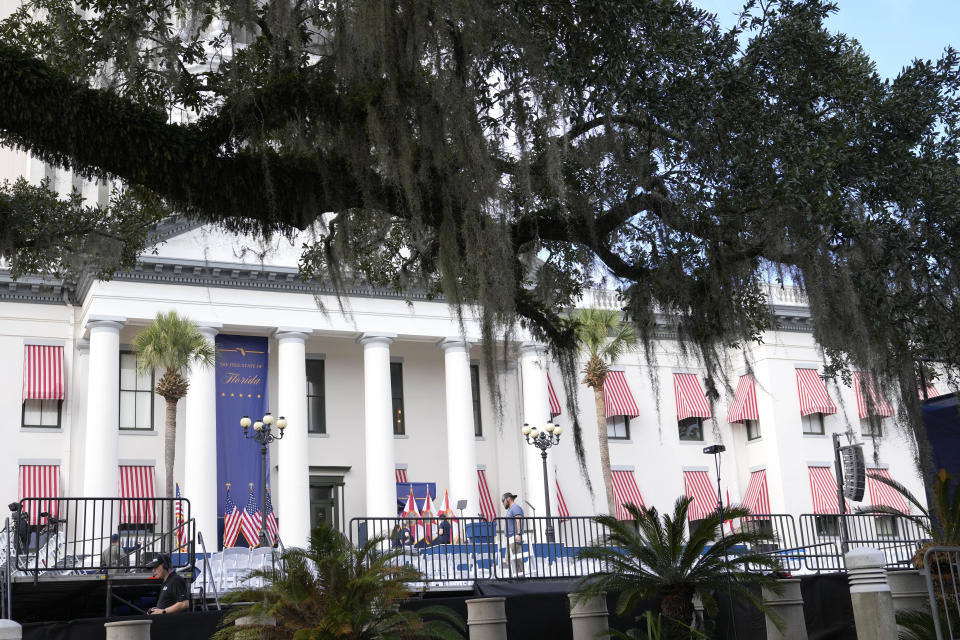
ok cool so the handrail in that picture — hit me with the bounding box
[197,530,221,611]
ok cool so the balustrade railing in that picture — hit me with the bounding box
[6,497,195,577]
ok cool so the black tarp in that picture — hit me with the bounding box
[23,611,223,640]
[923,392,960,477]
[801,573,856,640]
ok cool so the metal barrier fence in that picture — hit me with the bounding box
[350,516,611,585]
[922,546,960,640]
[798,513,929,571]
[739,514,804,572]
[349,512,931,587]
[6,497,195,577]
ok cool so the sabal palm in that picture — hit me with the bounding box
[574,308,638,515]
[214,525,464,640]
[857,469,956,554]
[134,311,215,498]
[575,498,783,637]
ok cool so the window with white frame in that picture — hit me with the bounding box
[607,416,630,440]
[802,413,825,435]
[119,352,154,430]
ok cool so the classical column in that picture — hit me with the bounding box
[275,328,312,547]
[183,323,220,549]
[359,333,397,517]
[518,343,556,518]
[83,317,124,498]
[439,339,480,516]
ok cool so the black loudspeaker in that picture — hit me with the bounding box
[841,444,866,501]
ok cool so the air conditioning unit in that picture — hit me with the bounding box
[841,444,866,502]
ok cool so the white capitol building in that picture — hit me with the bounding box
[0,146,934,554]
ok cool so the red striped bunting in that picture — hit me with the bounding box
[675,374,712,421]
[683,470,717,521]
[547,373,562,418]
[395,468,408,483]
[555,478,570,518]
[853,372,894,419]
[477,469,497,522]
[742,469,771,515]
[18,465,60,525]
[610,470,646,520]
[22,345,65,401]
[603,371,640,418]
[808,465,849,514]
[727,375,758,424]
[796,369,838,416]
[119,465,157,524]
[867,468,910,515]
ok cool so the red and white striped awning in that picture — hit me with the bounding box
[727,375,759,424]
[19,465,60,525]
[603,371,640,418]
[675,374,712,421]
[477,469,497,522]
[742,469,771,515]
[22,345,64,401]
[555,478,571,518]
[853,372,894,419]
[395,467,408,483]
[611,470,646,520]
[808,465,849,514]
[547,373,562,418]
[796,369,838,416]
[119,465,157,524]
[867,468,910,515]
[920,383,946,400]
[684,470,717,521]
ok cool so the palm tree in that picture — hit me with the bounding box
[214,525,465,639]
[574,499,783,638]
[133,311,215,498]
[574,308,638,516]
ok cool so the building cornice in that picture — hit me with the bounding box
[1,253,815,335]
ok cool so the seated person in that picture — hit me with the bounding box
[436,512,452,544]
[146,555,189,615]
[100,533,130,575]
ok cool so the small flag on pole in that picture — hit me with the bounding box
[420,491,436,543]
[264,486,279,546]
[175,483,187,551]
[223,483,242,549]
[241,483,263,547]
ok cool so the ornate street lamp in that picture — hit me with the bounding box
[240,412,287,547]
[522,421,563,542]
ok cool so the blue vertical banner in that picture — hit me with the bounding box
[215,335,269,547]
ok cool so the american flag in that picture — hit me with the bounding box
[264,487,279,546]
[241,484,263,547]
[175,483,187,551]
[223,484,242,549]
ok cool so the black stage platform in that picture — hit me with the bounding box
[10,575,173,623]
[23,611,224,640]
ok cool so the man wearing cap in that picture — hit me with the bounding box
[502,493,524,575]
[100,533,129,575]
[147,555,189,615]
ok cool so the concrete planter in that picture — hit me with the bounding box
[104,620,151,640]
[569,593,609,640]
[466,597,507,640]
[763,578,807,640]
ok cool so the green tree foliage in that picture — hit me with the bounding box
[1,0,959,483]
[574,499,783,638]
[134,311,215,497]
[214,526,464,640]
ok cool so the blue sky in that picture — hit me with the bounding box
[694,0,959,79]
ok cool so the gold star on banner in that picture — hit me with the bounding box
[230,393,235,397]
[247,394,252,398]
[257,394,261,398]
